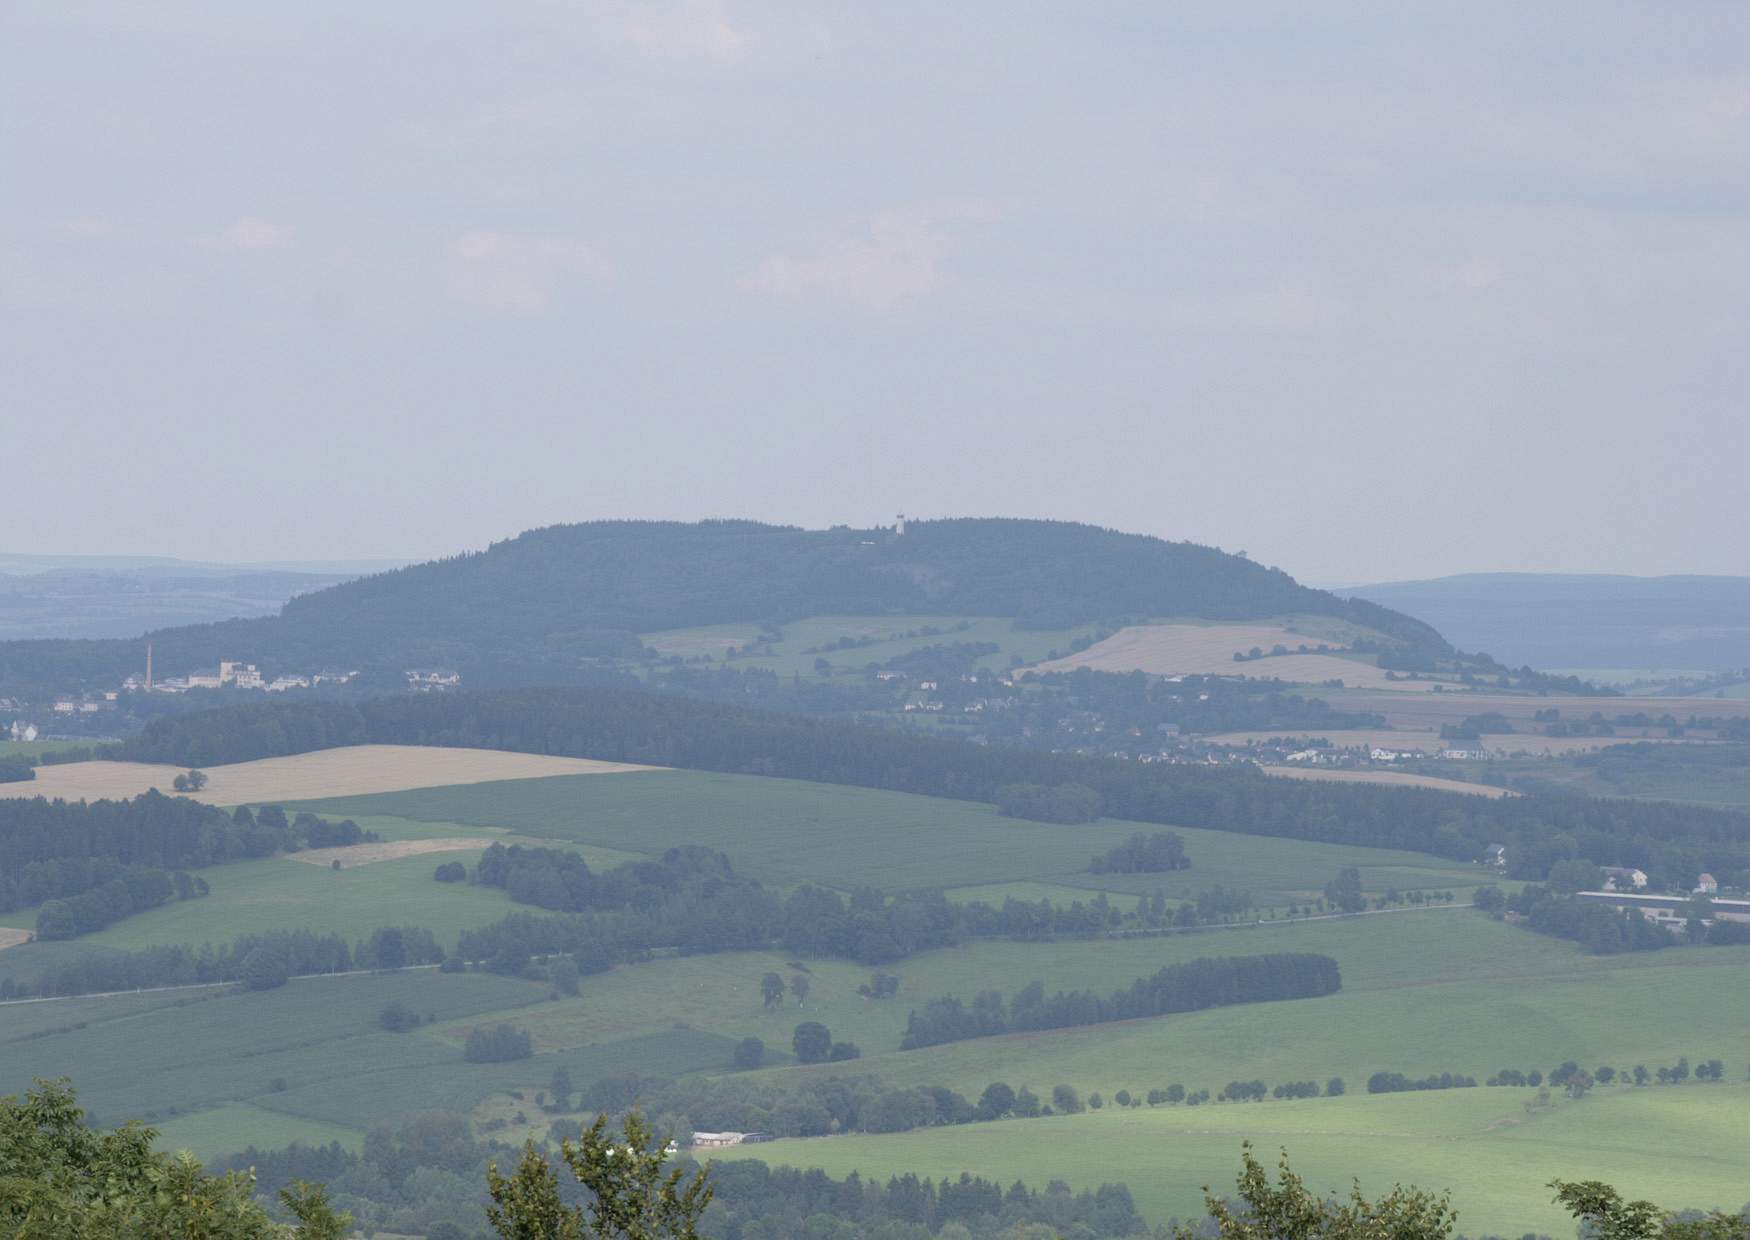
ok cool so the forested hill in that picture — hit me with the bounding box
[0,519,1447,692]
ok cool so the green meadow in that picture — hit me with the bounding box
[712,1084,1750,1237]
[301,769,1487,904]
[638,614,1100,679]
[74,849,515,951]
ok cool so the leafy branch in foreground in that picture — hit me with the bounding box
[1552,1180,1750,1240]
[486,1110,712,1240]
[1176,1143,1457,1240]
[0,1077,350,1240]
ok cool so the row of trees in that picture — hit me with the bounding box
[898,953,1342,1050]
[0,923,441,999]
[117,685,1750,885]
[1366,1071,1478,1094]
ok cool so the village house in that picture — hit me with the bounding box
[7,721,38,742]
[1600,866,1649,892]
[1694,873,1719,894]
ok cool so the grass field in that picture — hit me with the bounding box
[0,739,95,760]
[712,1085,1750,1236]
[299,769,1487,904]
[152,1102,366,1159]
[1020,618,1427,692]
[639,614,1100,679]
[0,744,657,804]
[71,848,517,950]
[0,970,549,1130]
[942,881,1148,912]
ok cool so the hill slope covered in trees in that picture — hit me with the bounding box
[0,519,1446,693]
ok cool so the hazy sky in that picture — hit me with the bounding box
[4,3,1747,584]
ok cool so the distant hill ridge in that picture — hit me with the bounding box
[1344,572,1750,671]
[0,518,1447,692]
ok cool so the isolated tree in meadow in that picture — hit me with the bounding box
[172,768,208,793]
[1051,1084,1083,1113]
[792,1021,832,1064]
[733,1037,765,1070]
[789,973,810,1006]
[550,1066,574,1109]
[552,957,581,996]
[760,972,785,1009]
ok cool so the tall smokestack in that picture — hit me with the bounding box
[146,642,153,691]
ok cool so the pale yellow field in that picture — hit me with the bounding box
[1261,766,1514,797]
[0,744,660,805]
[285,837,498,867]
[1022,623,1434,691]
[0,927,31,952]
[1205,729,1697,757]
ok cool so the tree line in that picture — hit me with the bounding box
[0,923,441,999]
[898,953,1342,1050]
[115,686,1750,886]
[0,791,370,935]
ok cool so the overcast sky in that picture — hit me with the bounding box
[4,3,1747,584]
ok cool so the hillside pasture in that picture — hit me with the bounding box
[712,1085,1750,1238]
[1261,766,1514,797]
[152,1103,365,1159]
[63,847,514,951]
[1021,621,1428,691]
[0,969,549,1131]
[0,744,659,805]
[300,769,1486,903]
[643,614,1102,679]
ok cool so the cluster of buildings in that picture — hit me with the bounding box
[130,659,359,695]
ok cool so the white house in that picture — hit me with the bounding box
[1601,867,1649,892]
[1695,873,1719,895]
[7,721,38,742]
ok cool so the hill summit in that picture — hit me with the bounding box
[0,518,1445,692]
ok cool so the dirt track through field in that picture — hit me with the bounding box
[286,837,498,867]
[0,745,661,805]
[1261,766,1515,797]
[1023,624,1435,691]
[0,928,31,952]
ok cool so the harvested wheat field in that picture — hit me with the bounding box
[1261,766,1514,797]
[1023,623,1435,691]
[0,745,661,805]
[0,927,32,952]
[286,837,499,867]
